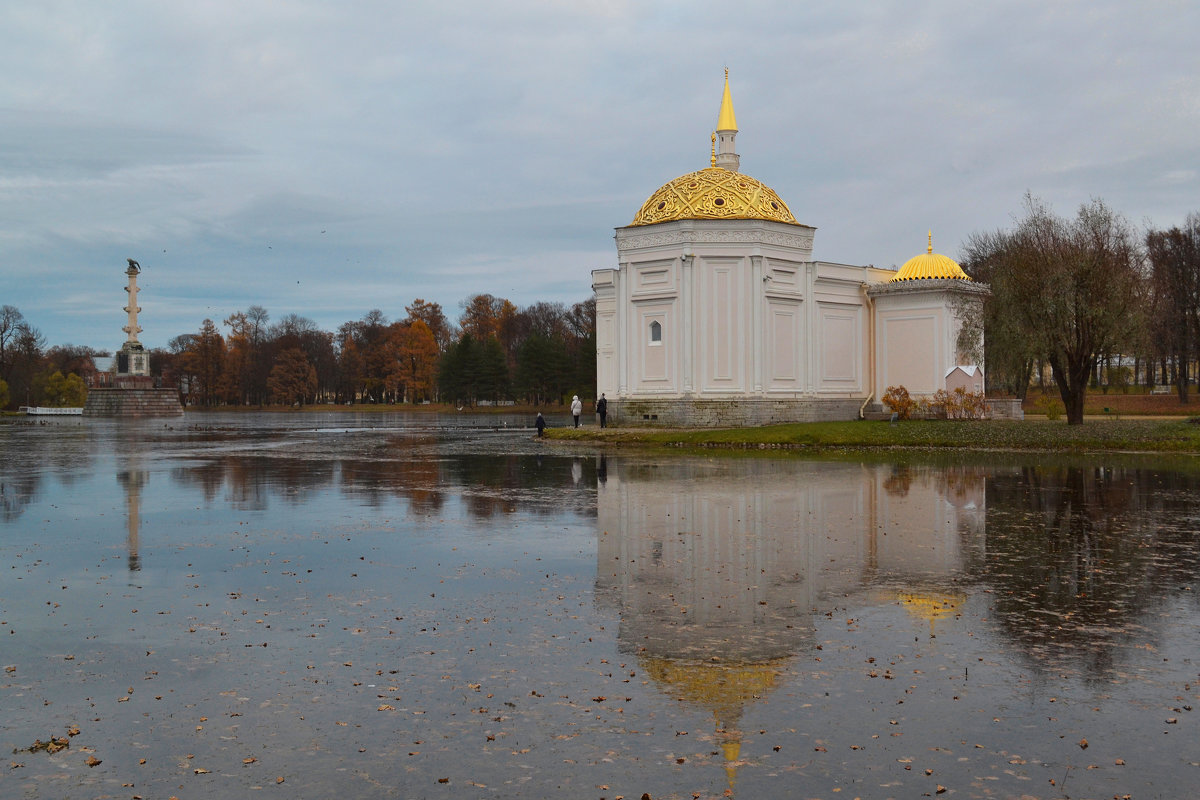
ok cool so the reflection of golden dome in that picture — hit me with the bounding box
[630,167,800,227]
[891,232,972,282]
[641,656,786,708]
[898,590,965,632]
[642,655,790,792]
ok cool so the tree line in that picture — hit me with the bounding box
[0,294,595,410]
[8,197,1200,423]
[960,196,1200,424]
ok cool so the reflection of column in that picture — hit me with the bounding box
[117,468,148,571]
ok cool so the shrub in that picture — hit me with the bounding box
[926,389,952,419]
[882,385,918,420]
[925,387,990,420]
[1034,393,1064,420]
[953,387,990,419]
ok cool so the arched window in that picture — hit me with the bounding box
[649,320,662,344]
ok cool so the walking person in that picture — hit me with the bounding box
[535,411,546,437]
[570,395,582,428]
[596,393,608,428]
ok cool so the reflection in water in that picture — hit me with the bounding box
[117,464,147,571]
[1,473,41,523]
[0,420,96,521]
[596,456,985,788]
[4,414,1200,799]
[985,465,1200,679]
[597,455,1200,788]
[166,449,598,520]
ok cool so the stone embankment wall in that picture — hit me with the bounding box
[609,396,1024,426]
[83,388,184,417]
[986,398,1024,420]
[609,398,864,427]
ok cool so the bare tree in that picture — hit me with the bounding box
[961,230,1037,399]
[0,305,28,382]
[972,195,1143,424]
[1145,213,1200,402]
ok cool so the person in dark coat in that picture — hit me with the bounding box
[596,393,608,428]
[535,412,546,437]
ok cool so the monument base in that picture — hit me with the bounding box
[84,386,183,417]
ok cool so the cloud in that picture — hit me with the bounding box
[2,1,1199,346]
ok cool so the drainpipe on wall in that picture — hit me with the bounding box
[859,281,876,419]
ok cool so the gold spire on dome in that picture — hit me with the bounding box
[890,231,973,282]
[630,70,797,226]
[717,67,738,131]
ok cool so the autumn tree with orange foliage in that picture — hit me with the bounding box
[268,347,318,406]
[179,318,226,407]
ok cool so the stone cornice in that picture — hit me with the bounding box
[615,221,815,253]
[866,278,991,298]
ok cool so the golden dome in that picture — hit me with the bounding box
[630,167,799,227]
[891,232,972,282]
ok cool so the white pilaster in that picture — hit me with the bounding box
[681,253,694,395]
[750,255,764,394]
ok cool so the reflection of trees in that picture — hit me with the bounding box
[985,466,1200,679]
[1,421,97,520]
[936,465,987,506]
[166,451,597,519]
[171,457,336,508]
[1,474,41,522]
[170,462,228,503]
[339,457,445,514]
[444,454,597,519]
[882,464,913,497]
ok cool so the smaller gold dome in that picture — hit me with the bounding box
[891,232,972,282]
[631,167,799,227]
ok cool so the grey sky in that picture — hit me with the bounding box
[3,1,1198,349]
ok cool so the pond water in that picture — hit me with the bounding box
[2,413,1199,799]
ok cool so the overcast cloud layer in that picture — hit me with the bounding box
[3,1,1198,349]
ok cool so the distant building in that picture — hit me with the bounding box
[83,356,115,388]
[592,72,1003,426]
[945,365,984,394]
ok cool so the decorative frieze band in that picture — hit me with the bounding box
[617,228,814,252]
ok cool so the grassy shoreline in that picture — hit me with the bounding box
[8,402,1200,455]
[545,418,1200,454]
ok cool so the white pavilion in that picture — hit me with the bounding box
[592,73,1000,426]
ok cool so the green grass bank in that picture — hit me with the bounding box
[546,418,1200,454]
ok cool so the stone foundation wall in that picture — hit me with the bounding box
[986,398,1024,420]
[83,388,184,417]
[609,397,866,427]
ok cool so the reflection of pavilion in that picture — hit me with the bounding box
[595,456,984,789]
[117,465,148,571]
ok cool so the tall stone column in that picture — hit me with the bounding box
[118,258,149,377]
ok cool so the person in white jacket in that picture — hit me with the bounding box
[570,395,582,428]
